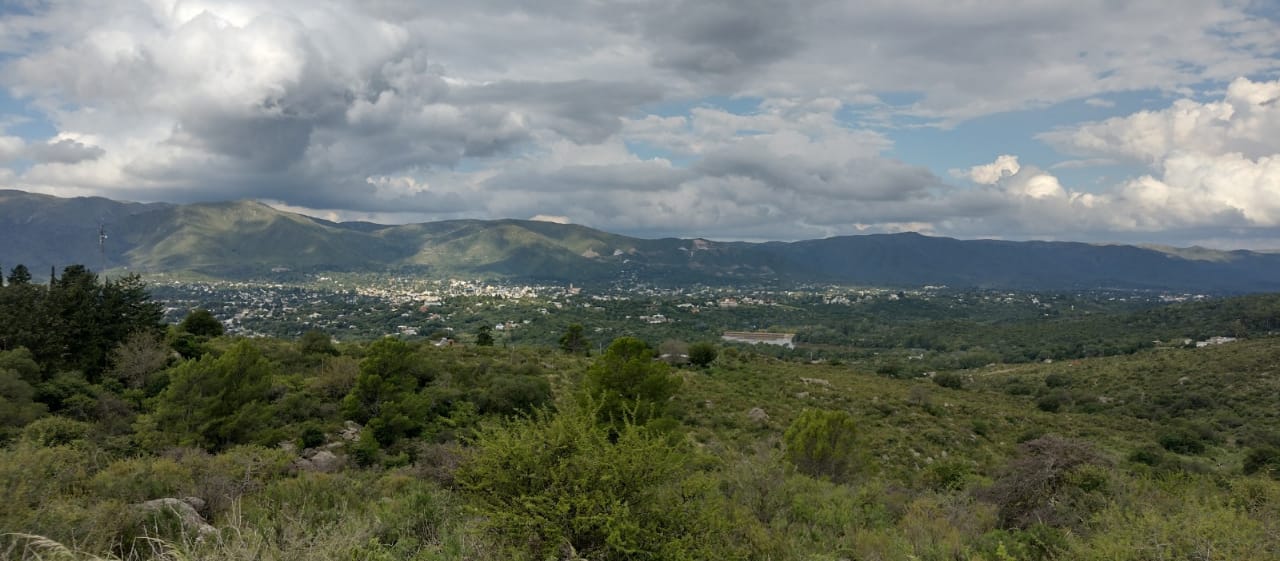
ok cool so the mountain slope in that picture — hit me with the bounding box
[0,190,170,275]
[763,233,1280,291]
[4,190,1280,292]
[121,201,409,274]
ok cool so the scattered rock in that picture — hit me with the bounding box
[795,391,810,399]
[340,420,361,441]
[293,449,344,473]
[309,450,342,472]
[135,498,216,538]
[278,440,298,454]
[799,377,831,387]
[747,407,769,423]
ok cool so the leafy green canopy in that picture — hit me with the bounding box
[559,323,589,354]
[583,337,683,427]
[149,340,277,451]
[178,308,224,337]
[457,400,748,561]
[341,337,434,446]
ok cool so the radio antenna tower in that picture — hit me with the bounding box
[98,223,108,275]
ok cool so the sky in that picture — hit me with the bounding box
[1,1,1279,248]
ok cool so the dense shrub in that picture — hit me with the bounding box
[583,337,683,428]
[457,401,747,560]
[981,436,1111,530]
[933,372,965,389]
[687,342,719,368]
[1243,447,1280,478]
[1159,429,1207,455]
[783,408,863,483]
[1036,393,1064,413]
[19,416,90,446]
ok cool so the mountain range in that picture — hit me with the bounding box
[4,189,1280,292]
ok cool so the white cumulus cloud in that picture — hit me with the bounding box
[956,154,1021,185]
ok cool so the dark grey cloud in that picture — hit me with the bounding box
[459,80,665,143]
[694,145,939,202]
[643,0,805,76]
[1,0,1278,245]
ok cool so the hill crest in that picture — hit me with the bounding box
[3,190,1280,292]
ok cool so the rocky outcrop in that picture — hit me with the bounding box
[135,497,216,538]
[293,449,344,473]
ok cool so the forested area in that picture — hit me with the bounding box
[4,266,1280,560]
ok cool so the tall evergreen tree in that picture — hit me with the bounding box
[0,264,162,379]
[6,264,31,285]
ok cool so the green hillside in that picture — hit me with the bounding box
[7,189,1280,291]
[121,201,406,274]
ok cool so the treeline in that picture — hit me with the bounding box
[796,292,1280,365]
[0,264,163,378]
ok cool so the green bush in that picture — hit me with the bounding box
[1159,429,1207,455]
[583,337,683,428]
[0,366,46,434]
[20,416,90,446]
[457,400,744,560]
[91,457,192,502]
[933,372,965,389]
[341,337,434,446]
[687,342,719,368]
[1243,447,1280,478]
[1036,393,1064,413]
[1044,372,1071,388]
[783,408,863,483]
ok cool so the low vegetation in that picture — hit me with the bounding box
[4,265,1280,560]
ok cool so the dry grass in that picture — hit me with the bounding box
[2,533,185,561]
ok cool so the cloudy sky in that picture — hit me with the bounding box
[2,0,1279,247]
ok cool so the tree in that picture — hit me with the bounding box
[583,337,682,427]
[6,264,31,285]
[687,342,718,368]
[475,325,494,347]
[150,340,276,451]
[299,329,338,356]
[558,323,589,354]
[783,408,862,482]
[0,269,42,352]
[107,331,172,388]
[0,265,162,379]
[340,337,433,446]
[179,308,224,338]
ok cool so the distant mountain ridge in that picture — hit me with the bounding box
[4,189,1280,292]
